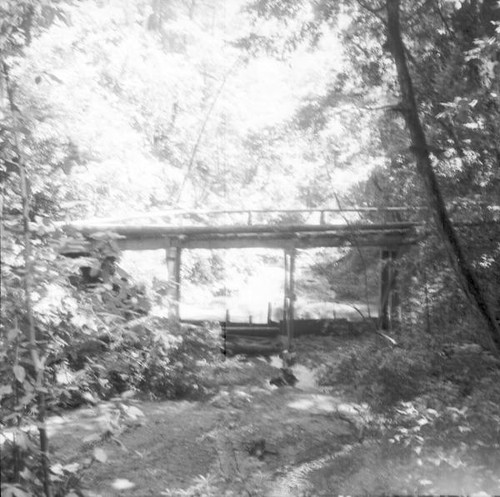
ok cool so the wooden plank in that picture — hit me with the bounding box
[221,322,280,328]
[223,327,280,337]
[61,221,499,254]
[119,238,171,251]
[61,232,417,253]
[224,335,282,355]
[72,221,420,237]
[111,235,417,251]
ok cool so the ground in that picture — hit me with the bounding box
[46,334,500,496]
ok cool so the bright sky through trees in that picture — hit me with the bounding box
[10,0,374,219]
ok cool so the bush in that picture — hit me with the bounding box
[67,318,221,402]
[318,330,500,413]
[430,343,500,397]
[318,343,432,409]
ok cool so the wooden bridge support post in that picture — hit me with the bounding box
[166,246,182,320]
[284,248,296,350]
[379,249,398,331]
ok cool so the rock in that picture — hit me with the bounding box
[270,368,298,387]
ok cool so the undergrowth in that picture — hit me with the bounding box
[315,330,500,494]
[58,317,222,404]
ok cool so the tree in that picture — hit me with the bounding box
[384,0,500,351]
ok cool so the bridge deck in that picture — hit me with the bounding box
[65,221,420,251]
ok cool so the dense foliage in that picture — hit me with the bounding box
[1,0,500,495]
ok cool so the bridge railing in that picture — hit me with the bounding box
[68,206,425,228]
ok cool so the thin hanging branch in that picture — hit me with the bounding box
[333,192,373,320]
[176,58,241,203]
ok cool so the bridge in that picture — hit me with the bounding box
[61,207,422,349]
[64,207,421,250]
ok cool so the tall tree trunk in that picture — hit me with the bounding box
[385,0,500,353]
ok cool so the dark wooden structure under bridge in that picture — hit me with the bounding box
[60,207,421,352]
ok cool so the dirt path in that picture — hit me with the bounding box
[74,388,361,496]
[49,337,369,496]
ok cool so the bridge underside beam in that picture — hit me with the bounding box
[114,234,416,251]
[61,234,416,254]
[60,222,419,253]
[74,221,418,236]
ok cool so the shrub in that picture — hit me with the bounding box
[430,344,500,397]
[69,318,221,401]
[318,343,432,409]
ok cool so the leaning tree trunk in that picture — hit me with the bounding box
[385,0,500,353]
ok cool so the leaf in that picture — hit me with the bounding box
[32,354,44,371]
[51,463,64,476]
[93,448,108,463]
[125,406,144,420]
[110,240,121,252]
[45,72,63,84]
[120,390,135,399]
[62,463,80,473]
[81,391,97,404]
[2,485,30,497]
[89,264,101,277]
[19,468,32,480]
[7,327,21,341]
[0,385,13,398]
[419,479,432,485]
[111,479,135,490]
[13,365,25,383]
[83,433,101,444]
[15,432,29,450]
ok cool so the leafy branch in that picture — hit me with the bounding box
[2,61,52,497]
